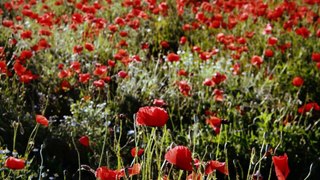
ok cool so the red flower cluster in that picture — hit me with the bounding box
[298,102,320,114]
[165,145,228,176]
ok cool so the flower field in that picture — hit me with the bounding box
[0,0,320,179]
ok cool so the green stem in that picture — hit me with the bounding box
[12,122,19,152]
[71,132,81,180]
[25,123,40,158]
[99,115,109,167]
[38,144,44,180]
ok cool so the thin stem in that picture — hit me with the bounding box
[12,122,19,151]
[246,148,256,180]
[25,123,40,158]
[38,144,44,180]
[303,163,313,180]
[99,115,108,167]
[71,132,81,180]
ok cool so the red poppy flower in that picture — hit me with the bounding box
[79,136,90,147]
[5,157,25,170]
[39,29,52,36]
[205,160,228,175]
[38,39,50,49]
[119,31,128,37]
[93,79,105,88]
[295,27,310,38]
[206,116,222,128]
[177,69,188,76]
[212,72,227,85]
[21,30,32,39]
[272,153,290,180]
[203,78,215,87]
[127,163,141,176]
[192,46,201,53]
[165,146,193,171]
[167,53,180,62]
[36,115,49,127]
[268,37,278,46]
[96,166,118,180]
[0,61,7,74]
[292,76,304,87]
[85,42,94,51]
[186,172,202,180]
[20,71,38,84]
[199,51,212,60]
[2,19,14,27]
[79,73,90,83]
[129,19,140,30]
[265,49,274,57]
[73,45,83,54]
[19,50,33,61]
[94,65,107,77]
[118,70,128,78]
[61,80,71,91]
[14,62,26,76]
[206,116,222,134]
[131,147,144,157]
[232,63,241,75]
[108,24,118,33]
[141,42,149,49]
[58,69,72,79]
[178,81,191,96]
[70,61,81,73]
[180,36,187,45]
[213,89,224,102]
[96,164,140,180]
[136,106,169,127]
[263,24,272,35]
[312,52,320,62]
[237,37,246,44]
[160,41,169,48]
[251,55,263,68]
[153,99,166,107]
[72,13,84,24]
